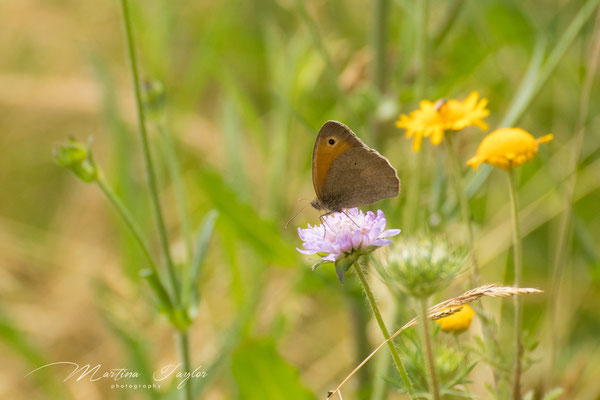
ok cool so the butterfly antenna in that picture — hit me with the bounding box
[285,199,311,229]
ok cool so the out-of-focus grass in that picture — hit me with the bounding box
[1,0,600,399]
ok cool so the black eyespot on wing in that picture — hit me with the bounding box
[328,138,335,145]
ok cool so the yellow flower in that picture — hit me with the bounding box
[440,92,490,132]
[435,304,475,334]
[395,91,489,152]
[395,100,444,152]
[466,128,553,171]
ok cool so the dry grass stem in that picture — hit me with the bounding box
[326,284,542,399]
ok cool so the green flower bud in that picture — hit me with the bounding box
[54,138,98,183]
[382,238,467,299]
[143,79,166,113]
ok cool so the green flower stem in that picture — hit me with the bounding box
[445,135,479,285]
[96,176,160,280]
[418,297,440,400]
[352,263,415,397]
[119,2,191,399]
[506,169,523,400]
[120,0,179,303]
[177,332,192,400]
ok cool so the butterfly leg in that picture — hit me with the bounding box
[341,209,360,228]
[319,212,334,238]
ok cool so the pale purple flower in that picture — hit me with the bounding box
[297,208,400,263]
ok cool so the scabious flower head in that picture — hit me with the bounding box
[297,208,400,282]
[435,304,475,334]
[382,239,466,299]
[466,127,553,171]
[395,91,489,152]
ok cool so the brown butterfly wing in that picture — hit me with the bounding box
[312,121,400,212]
[320,146,400,211]
[312,121,365,200]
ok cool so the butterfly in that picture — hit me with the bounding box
[310,121,400,213]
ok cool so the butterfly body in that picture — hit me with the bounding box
[311,121,400,212]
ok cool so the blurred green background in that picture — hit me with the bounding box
[1,0,599,399]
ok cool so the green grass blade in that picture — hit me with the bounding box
[182,210,218,307]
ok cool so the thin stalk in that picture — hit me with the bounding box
[548,9,600,382]
[119,2,192,399]
[177,333,192,400]
[352,264,415,397]
[120,0,179,302]
[419,298,440,400]
[506,169,523,400]
[445,135,479,285]
[97,176,161,278]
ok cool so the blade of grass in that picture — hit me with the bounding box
[182,210,218,307]
[155,116,194,265]
[197,168,297,265]
[0,310,71,400]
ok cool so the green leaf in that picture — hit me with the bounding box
[231,339,316,400]
[197,168,297,266]
[334,254,359,283]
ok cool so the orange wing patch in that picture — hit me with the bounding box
[312,135,354,199]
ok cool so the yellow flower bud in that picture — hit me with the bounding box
[435,304,475,334]
[466,127,553,170]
